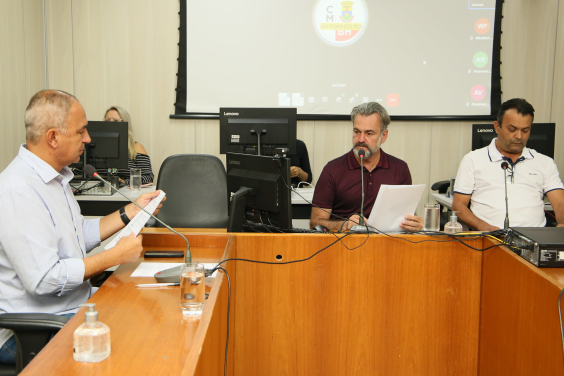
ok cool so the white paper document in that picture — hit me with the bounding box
[367,184,426,233]
[104,190,166,250]
[131,262,219,278]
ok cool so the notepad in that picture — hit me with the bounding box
[367,184,426,233]
[104,190,166,250]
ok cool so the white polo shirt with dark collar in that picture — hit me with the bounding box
[454,138,564,228]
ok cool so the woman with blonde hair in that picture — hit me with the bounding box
[104,106,154,185]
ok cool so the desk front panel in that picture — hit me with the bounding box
[231,234,483,376]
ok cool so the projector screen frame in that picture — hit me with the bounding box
[173,0,503,122]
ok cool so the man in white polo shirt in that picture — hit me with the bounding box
[452,98,564,231]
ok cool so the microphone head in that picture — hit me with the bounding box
[84,164,97,178]
[358,149,365,158]
[501,161,509,170]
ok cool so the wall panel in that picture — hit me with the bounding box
[45,0,73,93]
[1,0,563,224]
[499,0,558,122]
[550,0,564,171]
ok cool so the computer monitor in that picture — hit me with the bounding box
[220,108,297,156]
[226,152,292,232]
[72,121,129,175]
[471,123,555,158]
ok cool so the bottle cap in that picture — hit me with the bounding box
[450,211,459,224]
[80,303,98,323]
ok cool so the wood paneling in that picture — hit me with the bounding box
[233,234,483,376]
[479,240,564,376]
[20,234,231,376]
[15,231,564,375]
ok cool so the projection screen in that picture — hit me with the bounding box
[174,0,502,120]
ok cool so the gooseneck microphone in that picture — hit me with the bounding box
[501,161,510,230]
[83,165,192,263]
[350,149,373,233]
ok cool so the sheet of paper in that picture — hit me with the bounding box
[367,184,426,233]
[131,262,219,278]
[104,190,166,250]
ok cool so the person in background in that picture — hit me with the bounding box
[104,106,154,185]
[288,139,313,187]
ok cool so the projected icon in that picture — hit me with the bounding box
[278,93,291,106]
[470,85,486,101]
[292,93,304,106]
[349,97,355,103]
[308,97,315,103]
[336,97,342,103]
[387,94,399,107]
[362,97,369,103]
[475,18,490,34]
[322,97,328,102]
[473,52,488,68]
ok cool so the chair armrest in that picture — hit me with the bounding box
[431,180,451,194]
[0,314,69,332]
[0,313,70,373]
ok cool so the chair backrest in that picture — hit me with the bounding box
[155,154,228,228]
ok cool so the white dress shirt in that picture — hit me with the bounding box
[0,145,101,346]
[454,138,564,228]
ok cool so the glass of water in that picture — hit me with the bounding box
[130,168,142,191]
[423,203,440,232]
[180,263,205,316]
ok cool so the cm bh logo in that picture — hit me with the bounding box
[314,0,368,46]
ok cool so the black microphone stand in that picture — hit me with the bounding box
[350,151,374,233]
[501,161,510,230]
[86,166,192,263]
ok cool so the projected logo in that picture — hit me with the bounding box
[313,0,368,46]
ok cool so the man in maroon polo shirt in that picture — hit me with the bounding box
[310,102,424,231]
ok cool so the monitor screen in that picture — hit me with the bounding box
[226,152,292,232]
[471,123,555,159]
[220,108,297,156]
[72,121,129,174]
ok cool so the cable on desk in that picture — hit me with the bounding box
[216,266,230,376]
[559,286,564,366]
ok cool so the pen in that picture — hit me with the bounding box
[136,283,180,287]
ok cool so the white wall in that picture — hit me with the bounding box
[2,0,563,216]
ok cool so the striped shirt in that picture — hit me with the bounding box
[118,153,154,185]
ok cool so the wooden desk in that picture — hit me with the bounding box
[20,232,564,375]
[20,233,234,376]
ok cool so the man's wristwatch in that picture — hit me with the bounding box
[119,206,130,225]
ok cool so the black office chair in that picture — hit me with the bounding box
[0,313,70,375]
[155,154,229,228]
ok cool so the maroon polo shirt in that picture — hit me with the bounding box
[312,149,412,220]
